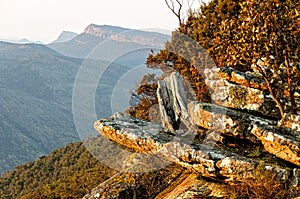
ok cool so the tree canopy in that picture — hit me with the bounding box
[132,0,300,120]
[214,0,300,117]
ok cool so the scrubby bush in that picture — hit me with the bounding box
[214,0,300,118]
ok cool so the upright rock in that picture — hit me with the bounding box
[157,72,196,132]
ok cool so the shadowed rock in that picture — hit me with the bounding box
[157,72,196,132]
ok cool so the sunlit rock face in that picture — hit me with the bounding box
[157,72,196,132]
[87,66,300,198]
[91,112,300,199]
[84,24,169,47]
[204,66,280,118]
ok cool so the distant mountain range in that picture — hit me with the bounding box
[48,24,170,59]
[0,38,43,44]
[0,24,169,174]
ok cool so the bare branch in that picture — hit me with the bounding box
[165,0,183,26]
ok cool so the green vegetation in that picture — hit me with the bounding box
[131,0,300,120]
[0,141,117,199]
[214,0,300,118]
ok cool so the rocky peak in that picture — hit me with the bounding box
[83,24,170,47]
[84,24,129,39]
[51,31,78,43]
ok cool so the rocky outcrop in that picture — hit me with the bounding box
[95,112,300,183]
[204,67,280,118]
[157,73,196,132]
[94,112,257,181]
[188,102,300,166]
[87,66,300,198]
[90,112,300,198]
[156,71,300,166]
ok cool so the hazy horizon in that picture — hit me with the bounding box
[0,0,205,43]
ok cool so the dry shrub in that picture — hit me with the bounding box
[229,163,299,199]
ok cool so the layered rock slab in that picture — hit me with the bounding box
[95,112,257,181]
[204,66,280,118]
[189,102,300,166]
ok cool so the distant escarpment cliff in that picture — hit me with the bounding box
[48,24,170,59]
[84,24,169,47]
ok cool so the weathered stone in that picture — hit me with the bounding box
[219,67,267,90]
[94,112,257,181]
[157,72,196,132]
[278,113,300,132]
[251,124,300,166]
[189,102,300,166]
[204,67,280,118]
[90,112,300,198]
[188,102,275,139]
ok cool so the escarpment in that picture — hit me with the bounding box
[85,66,300,199]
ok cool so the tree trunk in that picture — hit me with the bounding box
[284,55,297,114]
[257,65,285,119]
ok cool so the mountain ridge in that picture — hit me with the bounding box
[0,27,167,174]
[51,31,78,44]
[48,24,170,59]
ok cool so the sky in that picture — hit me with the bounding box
[0,0,203,43]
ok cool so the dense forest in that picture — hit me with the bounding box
[0,142,116,199]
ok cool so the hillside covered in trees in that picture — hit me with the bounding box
[0,141,116,199]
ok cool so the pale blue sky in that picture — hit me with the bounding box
[0,0,204,43]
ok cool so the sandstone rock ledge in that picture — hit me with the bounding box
[95,112,256,182]
[89,112,300,199]
[86,67,300,198]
